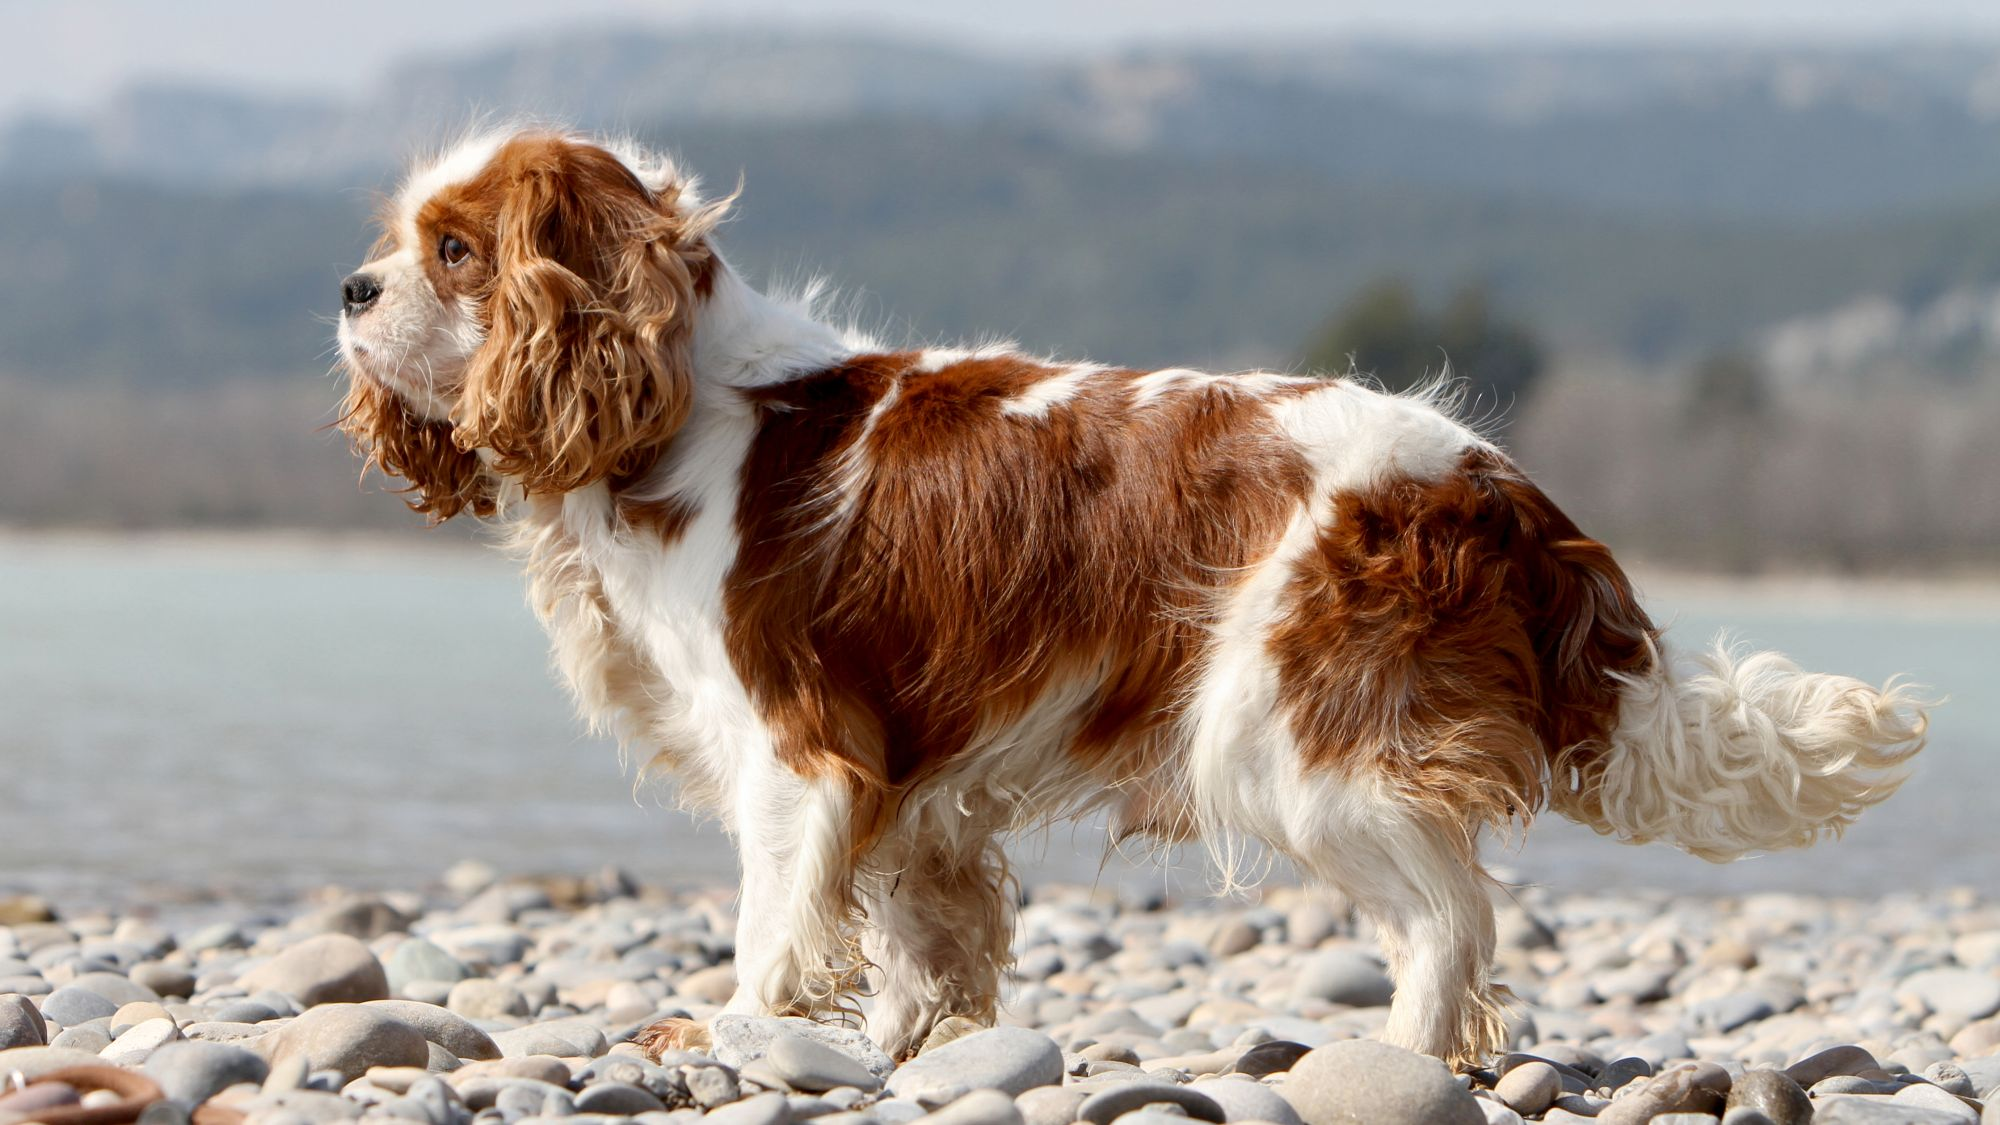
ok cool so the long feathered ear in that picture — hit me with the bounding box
[339,375,496,521]
[453,137,717,495]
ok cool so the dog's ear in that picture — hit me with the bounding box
[453,137,716,495]
[339,375,496,521]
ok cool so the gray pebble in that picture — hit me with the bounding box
[1077,1082,1223,1125]
[1287,950,1393,1008]
[1282,1040,1483,1125]
[260,1004,430,1083]
[1722,1069,1810,1125]
[1493,1061,1561,1116]
[1229,1042,1308,1079]
[388,940,473,994]
[575,1081,667,1116]
[703,1093,791,1125]
[770,1033,883,1093]
[364,1000,502,1061]
[713,1016,897,1085]
[1016,1087,1090,1125]
[887,1028,1065,1108]
[39,984,120,1026]
[686,1064,744,1108]
[0,993,47,1049]
[916,1089,1026,1125]
[1186,1077,1302,1125]
[145,1039,272,1105]
[236,935,390,1007]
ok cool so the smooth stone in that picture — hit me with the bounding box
[1281,1040,1483,1125]
[1723,1069,1811,1125]
[1925,1062,1977,1097]
[704,1091,794,1125]
[1493,1061,1561,1116]
[1230,1042,1309,1078]
[917,1089,1026,1125]
[259,1003,430,1082]
[237,935,390,1007]
[39,984,120,1026]
[131,963,197,1001]
[210,1000,281,1024]
[1813,1095,1973,1123]
[1598,1057,1654,1093]
[361,1066,432,1094]
[0,1045,121,1078]
[770,1033,883,1093]
[386,941,472,994]
[1077,1082,1224,1125]
[1188,1077,1303,1125]
[1017,1087,1090,1125]
[1785,1044,1879,1088]
[575,1081,669,1115]
[51,1024,113,1053]
[445,979,528,1020]
[1721,1110,1776,1125]
[146,1040,272,1104]
[1597,1065,1727,1125]
[1902,970,2000,1022]
[685,1064,742,1108]
[69,970,160,1007]
[0,993,47,1048]
[888,1027,1065,1107]
[1107,1112,1193,1125]
[452,1055,571,1086]
[1476,1101,1525,1125]
[1812,1077,1903,1097]
[1694,993,1776,1034]
[242,1088,368,1122]
[103,1015,181,1055]
[1896,1084,1980,1119]
[364,1000,503,1061]
[491,1018,607,1059]
[1288,950,1393,1008]
[714,1015,899,1084]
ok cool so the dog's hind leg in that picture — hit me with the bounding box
[860,831,1013,1059]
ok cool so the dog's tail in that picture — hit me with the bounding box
[1477,458,1930,860]
[1558,638,1929,861]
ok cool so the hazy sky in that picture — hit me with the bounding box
[6,0,2000,118]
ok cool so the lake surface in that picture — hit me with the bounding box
[1,534,1993,907]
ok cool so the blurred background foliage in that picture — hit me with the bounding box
[3,30,1999,569]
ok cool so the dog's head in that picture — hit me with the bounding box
[336,131,722,519]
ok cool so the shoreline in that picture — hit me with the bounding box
[6,525,2000,613]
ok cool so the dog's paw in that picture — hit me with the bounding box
[633,1015,712,1058]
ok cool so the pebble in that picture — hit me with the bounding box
[919,1088,1027,1125]
[446,978,529,1020]
[713,1015,897,1085]
[145,1039,272,1104]
[574,1081,667,1115]
[0,992,47,1048]
[1283,1040,1484,1125]
[237,934,391,1007]
[364,998,503,1061]
[386,939,472,994]
[1017,1087,1090,1125]
[40,983,121,1025]
[104,1015,181,1056]
[705,1092,793,1125]
[888,1028,1065,1107]
[1288,949,1394,1008]
[1075,1082,1223,1125]
[1229,1041,1308,1078]
[769,1033,883,1093]
[1187,1077,1302,1125]
[491,1018,607,1059]
[1722,1069,1811,1125]
[1493,1061,1561,1116]
[261,1004,431,1082]
[1901,969,2000,1023]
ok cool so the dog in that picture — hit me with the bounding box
[335,128,1929,1067]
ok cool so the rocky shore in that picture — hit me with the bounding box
[3,866,1999,1125]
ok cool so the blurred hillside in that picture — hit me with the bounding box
[2,27,1998,565]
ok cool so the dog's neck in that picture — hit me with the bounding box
[688,258,856,392]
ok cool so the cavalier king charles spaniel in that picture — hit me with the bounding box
[336,129,1929,1067]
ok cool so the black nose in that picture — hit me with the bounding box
[341,272,382,315]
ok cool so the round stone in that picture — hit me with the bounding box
[69,971,160,1008]
[444,979,527,1020]
[1077,1082,1224,1125]
[1493,1061,1561,1117]
[1723,1069,1812,1125]
[1188,1077,1304,1125]
[260,1003,429,1083]
[1282,1040,1483,1125]
[363,999,502,1061]
[386,940,471,995]
[712,1014,898,1084]
[104,1016,181,1056]
[1289,950,1394,1008]
[1017,1086,1090,1125]
[0,993,47,1049]
[39,985,120,1026]
[490,1018,606,1059]
[886,1027,1065,1107]
[574,1080,667,1115]
[704,1091,793,1125]
[1900,969,2000,1022]
[769,1032,883,1093]
[920,1088,1026,1125]
[144,1040,271,1104]
[129,963,197,1001]
[236,935,389,1007]
[1231,1041,1311,1078]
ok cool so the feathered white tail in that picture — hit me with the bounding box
[1574,639,1929,862]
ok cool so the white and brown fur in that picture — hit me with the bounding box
[335,129,1931,1067]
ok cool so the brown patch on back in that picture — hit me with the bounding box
[722,353,1314,852]
[1270,448,1656,856]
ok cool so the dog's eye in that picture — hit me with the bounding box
[439,235,471,266]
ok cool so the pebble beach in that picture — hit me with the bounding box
[4,866,2000,1125]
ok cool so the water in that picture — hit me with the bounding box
[1,534,1993,906]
